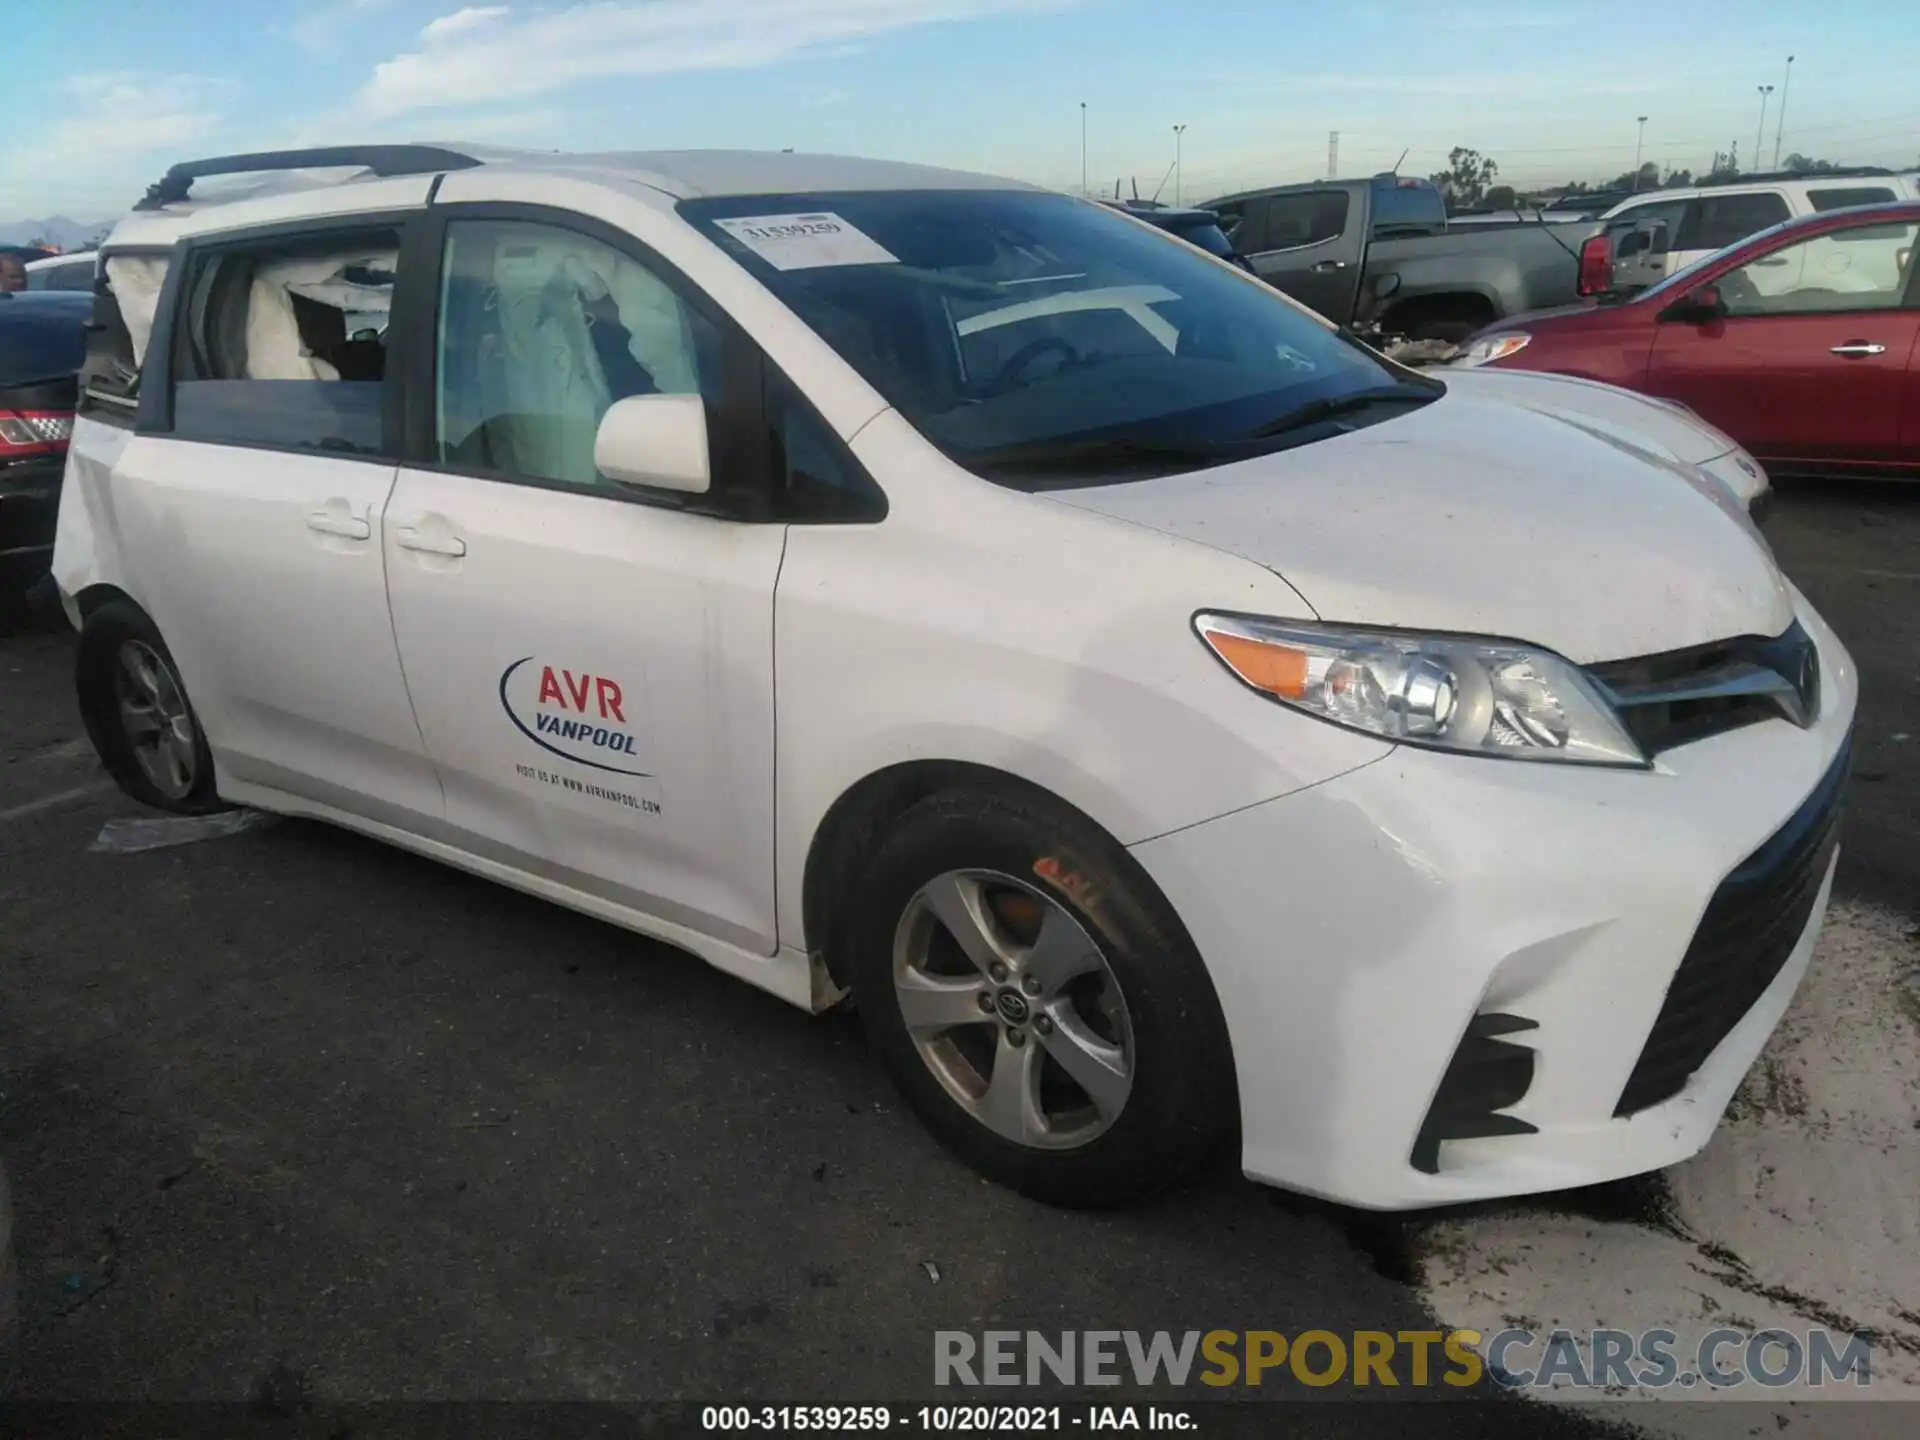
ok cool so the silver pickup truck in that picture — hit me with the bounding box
[1203,174,1604,343]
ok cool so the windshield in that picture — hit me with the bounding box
[680,189,1418,484]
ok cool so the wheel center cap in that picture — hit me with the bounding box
[994,988,1031,1025]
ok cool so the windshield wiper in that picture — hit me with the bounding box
[1242,383,1441,441]
[968,433,1239,475]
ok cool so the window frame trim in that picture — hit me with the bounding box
[1676,190,1792,254]
[1805,186,1899,213]
[1240,190,1352,257]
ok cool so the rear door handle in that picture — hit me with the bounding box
[394,525,468,558]
[305,504,371,540]
[1829,342,1886,357]
[1312,260,1350,272]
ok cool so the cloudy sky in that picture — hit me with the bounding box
[2,0,1914,220]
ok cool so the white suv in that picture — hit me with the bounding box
[55,144,1852,1210]
[1602,169,1920,289]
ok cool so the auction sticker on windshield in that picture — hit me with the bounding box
[713,213,899,271]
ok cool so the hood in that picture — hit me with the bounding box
[1441,367,1741,465]
[1047,383,1792,664]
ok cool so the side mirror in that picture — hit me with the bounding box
[1371,273,1401,299]
[1661,284,1725,324]
[594,393,710,495]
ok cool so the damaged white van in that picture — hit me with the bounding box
[56,144,1850,1210]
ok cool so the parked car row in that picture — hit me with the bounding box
[1600,168,1920,292]
[1204,173,1601,343]
[1199,166,1920,342]
[0,290,88,611]
[1455,201,1920,481]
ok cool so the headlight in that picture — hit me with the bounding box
[1452,332,1531,367]
[1194,613,1647,767]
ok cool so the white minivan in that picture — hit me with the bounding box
[55,144,1851,1211]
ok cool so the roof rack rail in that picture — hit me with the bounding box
[134,144,484,211]
[1693,165,1894,188]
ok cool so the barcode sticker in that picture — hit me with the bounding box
[713,213,899,271]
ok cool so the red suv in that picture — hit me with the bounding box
[1454,202,1920,480]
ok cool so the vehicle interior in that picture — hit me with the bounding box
[195,241,398,383]
[1720,221,1920,313]
[436,222,705,487]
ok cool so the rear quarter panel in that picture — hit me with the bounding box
[50,415,135,623]
[1372,223,1588,318]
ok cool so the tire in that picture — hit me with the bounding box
[75,600,227,814]
[847,786,1236,1208]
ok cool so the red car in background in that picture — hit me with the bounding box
[1453,202,1920,480]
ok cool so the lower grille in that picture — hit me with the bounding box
[1614,736,1850,1117]
[1411,1013,1539,1174]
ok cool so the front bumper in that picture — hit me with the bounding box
[1131,588,1856,1209]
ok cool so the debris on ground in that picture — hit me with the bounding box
[1383,337,1462,367]
[90,809,278,854]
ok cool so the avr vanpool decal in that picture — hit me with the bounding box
[499,656,654,777]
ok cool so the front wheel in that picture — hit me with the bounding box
[75,600,226,814]
[848,787,1236,1208]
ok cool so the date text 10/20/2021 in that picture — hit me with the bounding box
[702,1408,1194,1431]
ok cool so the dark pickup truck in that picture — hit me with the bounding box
[1203,175,1603,342]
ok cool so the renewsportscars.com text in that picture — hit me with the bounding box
[934,1327,1874,1391]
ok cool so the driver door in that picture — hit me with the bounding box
[381,202,787,953]
[1648,218,1920,468]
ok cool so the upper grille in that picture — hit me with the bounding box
[1614,735,1850,1117]
[1587,621,1820,757]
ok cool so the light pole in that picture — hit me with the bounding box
[1079,102,1087,195]
[1754,85,1774,174]
[1633,116,1648,189]
[1773,56,1795,169]
[1172,123,1187,206]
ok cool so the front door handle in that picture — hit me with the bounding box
[1313,260,1350,272]
[394,525,468,558]
[1829,342,1886,357]
[305,504,371,540]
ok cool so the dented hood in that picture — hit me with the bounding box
[1046,380,1792,664]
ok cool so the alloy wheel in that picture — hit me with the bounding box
[112,640,198,800]
[892,868,1135,1150]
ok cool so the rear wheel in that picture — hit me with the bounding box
[76,601,226,814]
[847,787,1236,1207]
